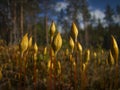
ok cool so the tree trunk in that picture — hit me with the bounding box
[27,23,31,35]
[9,30,13,45]
[45,15,48,46]
[13,0,17,44]
[84,21,89,48]
[34,24,37,42]
[20,2,24,39]
[7,0,12,45]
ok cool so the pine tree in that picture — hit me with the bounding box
[65,0,81,24]
[81,0,91,47]
[104,4,114,26]
[116,4,120,25]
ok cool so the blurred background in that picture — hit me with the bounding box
[0,0,120,49]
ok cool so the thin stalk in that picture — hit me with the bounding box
[33,52,37,90]
[81,63,88,90]
[48,38,53,90]
[109,67,113,90]
[114,64,118,89]
[53,55,57,90]
[74,41,78,90]
[33,60,37,90]
[23,51,28,86]
[20,51,28,89]
[69,54,73,87]
[74,63,77,90]
[58,70,62,90]
[81,70,86,90]
[79,52,82,90]
[103,63,105,90]
[18,51,27,89]
[18,53,23,89]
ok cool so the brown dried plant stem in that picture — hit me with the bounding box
[48,62,52,90]
[69,54,73,86]
[23,51,28,82]
[19,52,27,89]
[102,63,105,90]
[58,68,62,90]
[74,42,78,90]
[53,55,57,90]
[81,65,88,90]
[81,71,84,90]
[79,54,82,90]
[33,42,38,90]
[48,39,53,90]
[18,53,23,89]
[73,62,77,90]
[109,67,113,90]
[33,55,37,90]
[114,64,118,89]
[80,52,82,72]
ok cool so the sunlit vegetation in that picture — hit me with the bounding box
[0,22,119,90]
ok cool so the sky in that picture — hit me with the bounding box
[56,0,120,10]
[88,0,120,25]
[88,0,120,10]
[54,0,120,29]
